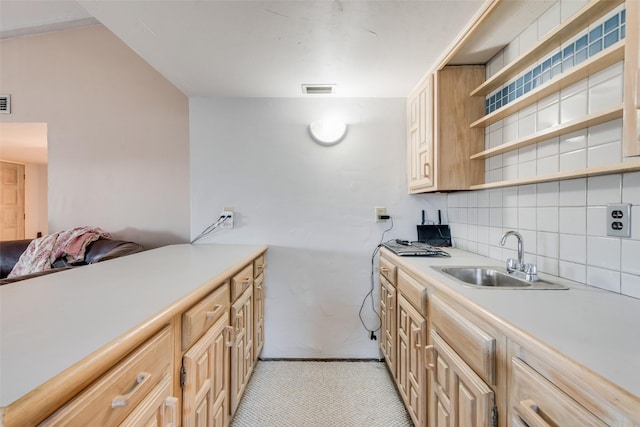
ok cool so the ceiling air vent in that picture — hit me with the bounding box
[302,84,335,95]
[0,94,10,114]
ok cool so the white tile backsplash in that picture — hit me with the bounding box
[586,206,608,237]
[559,148,587,171]
[587,174,621,205]
[621,239,640,275]
[588,141,622,168]
[559,178,587,206]
[560,233,586,263]
[587,236,621,270]
[621,273,640,299]
[587,266,621,293]
[559,260,587,283]
[537,181,559,206]
[559,206,586,235]
[448,172,639,299]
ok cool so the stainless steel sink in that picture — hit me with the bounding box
[433,266,568,290]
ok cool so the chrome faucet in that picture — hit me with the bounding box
[500,230,538,281]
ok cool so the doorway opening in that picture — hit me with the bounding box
[0,122,48,241]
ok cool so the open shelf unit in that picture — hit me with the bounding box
[470,41,625,129]
[470,160,640,190]
[470,0,624,97]
[470,105,623,160]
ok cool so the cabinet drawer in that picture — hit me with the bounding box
[379,256,397,285]
[397,269,425,313]
[118,373,177,427]
[42,326,172,426]
[254,254,266,278]
[182,282,230,350]
[510,357,607,426]
[430,294,496,385]
[231,264,254,302]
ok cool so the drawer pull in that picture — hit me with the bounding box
[205,304,223,318]
[165,396,178,426]
[111,372,151,408]
[380,267,389,273]
[515,399,551,427]
[411,327,422,349]
[224,325,234,347]
[424,344,435,371]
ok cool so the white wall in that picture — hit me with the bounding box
[24,163,48,239]
[0,26,190,248]
[190,97,446,358]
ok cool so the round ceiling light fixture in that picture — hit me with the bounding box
[308,119,348,146]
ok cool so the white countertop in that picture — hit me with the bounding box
[0,243,266,408]
[386,248,640,400]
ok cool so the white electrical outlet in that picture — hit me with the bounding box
[606,203,631,237]
[221,208,234,229]
[375,206,387,223]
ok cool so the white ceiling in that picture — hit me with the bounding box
[80,0,485,98]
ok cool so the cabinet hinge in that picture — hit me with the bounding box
[491,405,498,427]
[180,365,186,388]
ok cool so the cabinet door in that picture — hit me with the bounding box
[379,276,397,378]
[408,74,434,193]
[182,313,231,427]
[119,373,177,427]
[397,294,427,426]
[430,331,494,427]
[230,286,254,416]
[253,273,265,361]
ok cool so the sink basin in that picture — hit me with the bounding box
[433,266,568,290]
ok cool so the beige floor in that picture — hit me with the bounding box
[230,360,413,427]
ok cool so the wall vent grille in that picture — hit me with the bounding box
[302,84,335,95]
[0,95,10,114]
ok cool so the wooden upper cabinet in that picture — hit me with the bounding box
[624,0,640,156]
[408,74,434,193]
[407,66,485,193]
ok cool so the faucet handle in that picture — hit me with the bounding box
[506,258,518,272]
[524,264,539,281]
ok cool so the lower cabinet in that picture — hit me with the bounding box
[397,293,427,426]
[429,331,494,427]
[230,285,254,415]
[182,313,231,427]
[253,271,265,361]
[379,275,397,377]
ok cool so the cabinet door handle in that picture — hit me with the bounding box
[411,327,422,349]
[424,344,436,371]
[224,325,234,347]
[111,372,151,408]
[514,399,552,427]
[165,396,178,427]
[205,304,223,318]
[387,294,394,309]
[423,163,431,178]
[380,266,389,273]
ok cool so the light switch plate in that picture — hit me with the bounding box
[606,203,631,237]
